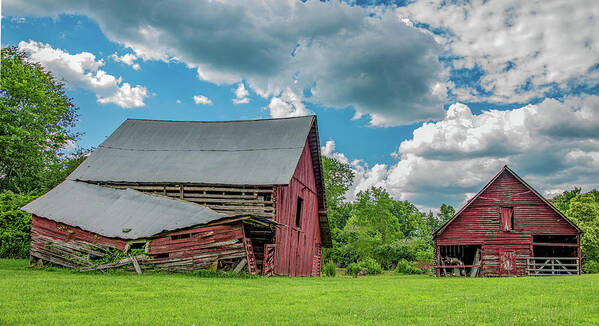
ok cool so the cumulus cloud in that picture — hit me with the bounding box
[18,40,148,108]
[328,96,599,208]
[397,0,599,102]
[321,140,349,164]
[232,83,249,104]
[193,95,213,105]
[5,0,446,125]
[110,52,141,70]
[267,88,311,118]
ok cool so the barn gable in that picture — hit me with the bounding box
[433,166,581,277]
[434,166,581,238]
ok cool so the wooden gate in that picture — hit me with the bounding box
[527,257,580,275]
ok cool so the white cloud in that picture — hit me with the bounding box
[232,83,250,104]
[19,41,148,108]
[267,88,311,118]
[328,95,599,208]
[97,83,147,108]
[193,95,213,105]
[321,140,349,164]
[176,99,181,104]
[397,0,599,102]
[110,53,141,70]
[5,0,446,126]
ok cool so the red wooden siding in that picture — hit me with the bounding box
[274,139,322,276]
[436,169,580,276]
[30,216,127,268]
[31,215,250,272]
[149,223,247,271]
[31,215,126,252]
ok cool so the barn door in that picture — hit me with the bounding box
[500,250,516,275]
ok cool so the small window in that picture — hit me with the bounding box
[500,207,514,231]
[171,233,191,241]
[295,197,303,228]
[314,242,319,256]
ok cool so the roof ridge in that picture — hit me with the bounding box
[125,115,315,124]
[97,144,305,152]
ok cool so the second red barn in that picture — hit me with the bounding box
[433,166,581,277]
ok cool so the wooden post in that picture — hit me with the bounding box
[577,234,582,275]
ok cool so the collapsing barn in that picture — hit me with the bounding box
[22,116,330,276]
[433,166,582,277]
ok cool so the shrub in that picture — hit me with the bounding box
[323,261,336,277]
[358,257,382,275]
[396,259,421,274]
[583,260,599,274]
[0,191,37,258]
[346,262,361,277]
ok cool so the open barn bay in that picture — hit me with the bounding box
[0,259,597,325]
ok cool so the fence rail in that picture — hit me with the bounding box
[526,257,579,276]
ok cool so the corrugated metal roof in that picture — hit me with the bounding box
[22,180,231,239]
[68,116,315,185]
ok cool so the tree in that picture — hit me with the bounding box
[349,187,402,245]
[565,192,599,272]
[552,189,599,273]
[321,156,354,230]
[1,46,79,193]
[390,200,425,238]
[551,187,582,213]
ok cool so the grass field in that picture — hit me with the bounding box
[1,259,598,325]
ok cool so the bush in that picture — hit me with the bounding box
[395,259,421,274]
[0,191,37,258]
[358,257,382,275]
[583,260,599,274]
[346,262,361,277]
[323,261,336,277]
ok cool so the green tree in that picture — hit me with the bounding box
[565,193,599,271]
[390,200,425,238]
[551,188,582,213]
[552,189,599,273]
[351,187,402,244]
[321,156,354,230]
[1,46,78,193]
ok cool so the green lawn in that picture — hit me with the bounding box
[0,259,598,325]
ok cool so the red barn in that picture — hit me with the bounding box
[433,166,581,277]
[22,116,329,276]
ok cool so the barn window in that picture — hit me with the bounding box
[500,207,514,231]
[171,233,191,240]
[295,197,303,228]
[314,242,319,256]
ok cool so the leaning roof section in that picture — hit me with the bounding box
[22,180,232,239]
[68,116,315,185]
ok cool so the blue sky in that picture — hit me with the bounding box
[3,0,599,210]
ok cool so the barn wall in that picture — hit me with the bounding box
[30,216,127,268]
[436,171,579,276]
[149,223,248,272]
[274,139,321,276]
[30,215,251,273]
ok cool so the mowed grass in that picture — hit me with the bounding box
[0,259,598,325]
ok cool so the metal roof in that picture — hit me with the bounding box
[68,116,315,185]
[22,180,231,239]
